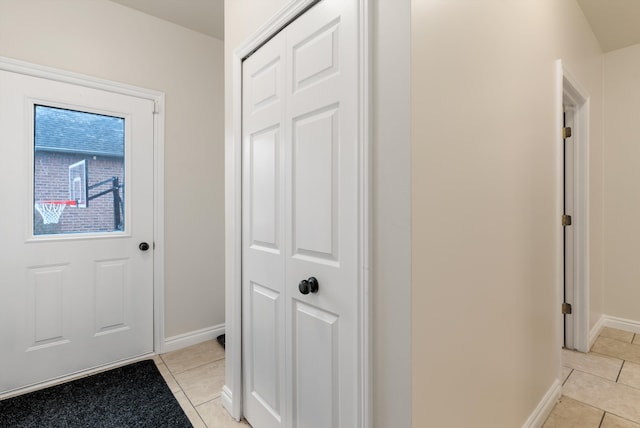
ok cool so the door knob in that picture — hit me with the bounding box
[139,242,150,251]
[298,276,319,295]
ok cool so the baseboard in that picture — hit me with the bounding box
[589,314,605,350]
[522,379,562,428]
[603,315,640,335]
[162,324,225,354]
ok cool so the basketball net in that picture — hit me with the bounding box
[34,201,76,224]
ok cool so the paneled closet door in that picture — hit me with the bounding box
[242,0,359,427]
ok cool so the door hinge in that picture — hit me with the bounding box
[562,127,572,139]
[562,302,573,315]
[562,214,572,227]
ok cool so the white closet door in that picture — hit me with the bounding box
[242,0,359,427]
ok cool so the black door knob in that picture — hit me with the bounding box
[298,276,319,295]
[139,242,150,251]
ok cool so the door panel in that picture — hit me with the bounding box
[243,28,287,428]
[249,282,282,415]
[293,302,339,428]
[28,265,68,348]
[94,259,129,335]
[243,1,359,427]
[292,19,340,92]
[0,70,154,394]
[292,106,339,261]
[250,127,281,250]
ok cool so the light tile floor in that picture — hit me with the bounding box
[544,327,640,427]
[154,340,251,428]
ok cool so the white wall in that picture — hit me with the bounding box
[603,44,640,323]
[372,1,412,427]
[411,0,603,426]
[224,0,412,426]
[0,0,225,340]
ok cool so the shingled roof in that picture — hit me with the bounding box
[34,105,124,157]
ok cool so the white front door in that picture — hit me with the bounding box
[0,69,155,394]
[242,0,359,427]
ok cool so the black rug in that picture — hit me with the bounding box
[0,360,192,428]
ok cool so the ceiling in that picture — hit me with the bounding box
[576,0,640,52]
[108,0,224,40]
[106,1,640,53]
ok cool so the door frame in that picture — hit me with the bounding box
[555,60,590,356]
[0,56,166,359]
[224,0,372,425]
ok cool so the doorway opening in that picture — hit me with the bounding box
[557,60,590,353]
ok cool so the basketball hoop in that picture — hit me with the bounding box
[34,200,77,224]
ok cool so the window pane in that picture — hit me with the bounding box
[34,105,125,235]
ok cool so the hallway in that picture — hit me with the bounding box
[544,327,640,427]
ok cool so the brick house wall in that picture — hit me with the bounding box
[34,151,124,235]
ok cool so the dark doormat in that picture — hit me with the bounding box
[0,359,192,428]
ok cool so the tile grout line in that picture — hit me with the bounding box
[562,368,574,386]
[597,412,605,428]
[616,360,625,383]
[568,367,623,384]
[159,355,226,377]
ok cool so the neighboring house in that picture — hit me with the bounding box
[33,105,125,235]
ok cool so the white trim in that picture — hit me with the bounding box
[358,0,373,426]
[0,56,166,357]
[564,65,591,354]
[0,56,163,103]
[162,324,226,353]
[153,93,167,355]
[555,59,590,355]
[223,0,372,425]
[521,379,562,428]
[224,21,245,419]
[589,314,605,349]
[602,315,640,335]
[221,386,237,421]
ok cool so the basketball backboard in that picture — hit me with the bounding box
[69,160,88,207]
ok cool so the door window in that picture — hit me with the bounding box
[33,105,125,235]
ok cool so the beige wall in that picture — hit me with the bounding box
[0,0,225,339]
[603,44,640,322]
[411,0,603,426]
